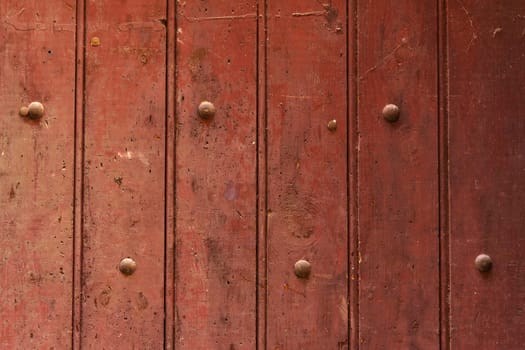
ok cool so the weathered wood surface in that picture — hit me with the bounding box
[448,1,525,348]
[174,1,258,348]
[264,1,349,348]
[80,0,167,347]
[357,1,439,348]
[0,1,76,348]
[0,1,522,349]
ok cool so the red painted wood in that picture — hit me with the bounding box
[164,0,176,348]
[174,1,258,348]
[2,2,525,349]
[448,1,525,348]
[256,1,268,349]
[0,1,76,347]
[265,1,349,348]
[81,1,167,347]
[73,0,85,347]
[348,1,360,348]
[357,1,439,348]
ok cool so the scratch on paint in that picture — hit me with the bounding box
[292,11,326,17]
[53,23,75,32]
[183,13,257,22]
[455,0,478,51]
[282,95,314,100]
[292,0,335,18]
[283,283,306,298]
[359,39,407,80]
[117,151,150,166]
[118,21,165,32]
[4,7,46,31]
[4,20,46,31]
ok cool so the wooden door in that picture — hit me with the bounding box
[1,1,523,349]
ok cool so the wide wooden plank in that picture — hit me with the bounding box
[357,1,439,348]
[448,1,525,348]
[0,1,76,347]
[174,1,258,348]
[81,1,166,347]
[265,1,349,348]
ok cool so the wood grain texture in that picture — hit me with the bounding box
[448,1,525,348]
[164,0,176,348]
[357,1,439,348]
[174,1,258,348]
[265,1,349,348]
[0,1,76,348]
[81,1,167,347]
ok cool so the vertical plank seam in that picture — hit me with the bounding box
[438,0,451,349]
[72,0,87,348]
[163,0,175,347]
[263,0,269,348]
[255,0,261,349]
[165,0,177,348]
[345,0,351,348]
[349,0,360,349]
[256,0,268,348]
[163,0,168,344]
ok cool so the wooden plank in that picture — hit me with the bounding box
[0,1,76,347]
[438,0,450,348]
[257,1,268,349]
[357,1,439,348]
[164,0,176,348]
[73,0,85,347]
[348,1,359,348]
[265,1,349,348]
[81,1,167,347]
[448,1,525,348]
[174,1,258,348]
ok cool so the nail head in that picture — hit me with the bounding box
[198,101,216,119]
[27,102,44,119]
[119,257,137,276]
[327,119,337,131]
[294,259,312,278]
[382,104,400,122]
[475,254,493,272]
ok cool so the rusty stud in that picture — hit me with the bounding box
[327,119,337,131]
[27,102,44,119]
[294,259,312,279]
[119,257,137,276]
[19,106,29,117]
[198,101,216,119]
[382,103,400,122]
[475,254,493,272]
[90,36,101,47]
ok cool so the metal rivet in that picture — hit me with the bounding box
[19,102,44,119]
[19,106,29,117]
[119,257,137,276]
[475,254,493,272]
[91,36,101,47]
[198,101,216,119]
[327,119,337,131]
[382,103,400,122]
[294,259,312,278]
[27,102,45,119]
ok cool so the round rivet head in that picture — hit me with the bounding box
[475,254,493,272]
[382,103,400,122]
[27,102,45,119]
[327,119,337,131]
[119,258,137,276]
[90,36,101,47]
[198,101,216,119]
[294,259,312,279]
[19,106,29,117]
